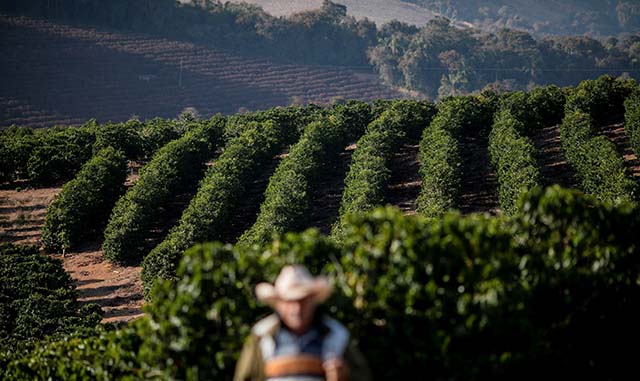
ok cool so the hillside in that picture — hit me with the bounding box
[2,81,639,373]
[228,0,438,26]
[3,77,640,328]
[403,0,640,36]
[0,14,403,128]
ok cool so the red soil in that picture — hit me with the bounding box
[386,142,422,215]
[0,182,144,324]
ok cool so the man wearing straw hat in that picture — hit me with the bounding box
[234,265,372,381]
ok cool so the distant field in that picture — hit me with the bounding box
[0,14,403,128]
[228,0,438,26]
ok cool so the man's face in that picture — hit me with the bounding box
[275,295,318,335]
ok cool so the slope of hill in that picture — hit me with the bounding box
[403,0,640,36]
[3,77,640,324]
[0,14,403,128]
[228,0,438,26]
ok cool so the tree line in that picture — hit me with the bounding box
[2,1,639,99]
[404,0,640,37]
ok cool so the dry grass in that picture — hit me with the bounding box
[0,186,60,245]
[229,0,437,26]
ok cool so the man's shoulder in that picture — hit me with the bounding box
[320,315,348,335]
[319,315,350,358]
[251,313,280,338]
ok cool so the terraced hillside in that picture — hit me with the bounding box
[0,14,403,128]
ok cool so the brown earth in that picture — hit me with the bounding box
[386,142,421,215]
[0,14,404,128]
[0,185,59,244]
[458,128,500,215]
[222,154,285,244]
[528,120,640,193]
[144,191,197,255]
[598,121,640,179]
[0,180,144,324]
[306,145,356,234]
[51,245,144,324]
[530,124,580,189]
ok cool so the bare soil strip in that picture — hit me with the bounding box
[222,155,284,244]
[0,186,59,244]
[51,246,144,324]
[386,142,421,215]
[458,129,500,215]
[1,183,144,324]
[145,192,197,256]
[306,145,355,234]
[598,121,640,179]
[529,124,580,189]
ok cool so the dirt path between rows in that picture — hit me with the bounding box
[386,142,421,215]
[307,145,355,235]
[223,154,284,244]
[598,121,640,179]
[529,124,580,189]
[0,185,144,324]
[458,128,500,215]
[51,245,144,324]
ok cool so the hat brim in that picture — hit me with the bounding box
[256,277,332,306]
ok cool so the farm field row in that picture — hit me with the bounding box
[0,14,403,128]
[2,77,640,325]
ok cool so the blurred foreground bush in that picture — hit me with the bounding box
[4,186,640,380]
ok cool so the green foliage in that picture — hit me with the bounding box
[42,147,128,252]
[141,232,336,380]
[5,187,640,379]
[0,127,37,183]
[0,243,101,375]
[496,91,537,131]
[505,186,640,379]
[26,126,96,185]
[417,95,494,217]
[489,110,541,215]
[138,118,187,159]
[527,85,567,127]
[0,118,189,185]
[624,92,640,158]
[4,325,144,381]
[409,0,640,36]
[334,207,516,379]
[237,104,371,247]
[336,186,640,379]
[333,100,435,237]
[92,120,144,160]
[332,100,375,142]
[496,88,565,132]
[369,13,640,99]
[223,105,325,141]
[102,116,224,265]
[560,110,636,203]
[565,75,637,124]
[141,119,292,296]
[416,123,460,217]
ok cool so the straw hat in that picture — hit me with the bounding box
[256,265,333,306]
